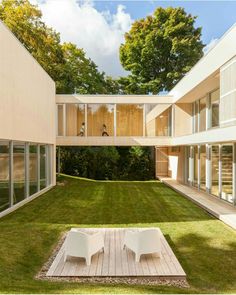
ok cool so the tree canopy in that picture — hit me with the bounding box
[0,0,118,94]
[119,7,204,94]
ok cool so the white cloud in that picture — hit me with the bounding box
[203,38,218,55]
[34,0,132,77]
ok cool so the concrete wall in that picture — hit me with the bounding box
[0,22,56,185]
[174,104,192,137]
[0,22,55,145]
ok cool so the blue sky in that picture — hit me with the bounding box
[37,0,236,77]
[94,1,236,45]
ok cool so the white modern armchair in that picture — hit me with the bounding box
[64,229,104,265]
[123,228,162,262]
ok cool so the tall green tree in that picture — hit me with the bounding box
[120,7,204,94]
[0,0,119,94]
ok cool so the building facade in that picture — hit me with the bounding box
[1,21,236,216]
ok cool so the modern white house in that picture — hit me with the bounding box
[1,20,236,216]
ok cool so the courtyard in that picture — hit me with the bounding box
[1,174,236,293]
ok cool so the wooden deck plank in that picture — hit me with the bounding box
[46,228,186,278]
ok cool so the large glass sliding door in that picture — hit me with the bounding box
[29,145,38,195]
[211,145,219,197]
[40,145,47,190]
[13,143,26,204]
[0,142,10,212]
[221,145,233,203]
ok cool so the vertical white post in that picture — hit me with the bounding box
[197,145,200,190]
[143,104,146,137]
[85,104,88,137]
[9,141,14,207]
[189,146,194,185]
[206,144,211,194]
[63,104,66,136]
[233,143,236,205]
[114,104,117,137]
[25,142,29,198]
[219,145,222,198]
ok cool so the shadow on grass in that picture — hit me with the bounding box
[165,231,236,293]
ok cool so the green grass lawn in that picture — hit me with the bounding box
[1,174,236,294]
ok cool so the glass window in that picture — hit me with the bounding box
[221,145,233,203]
[29,145,38,196]
[66,104,85,136]
[200,145,206,190]
[40,145,46,190]
[199,97,206,132]
[117,104,143,136]
[193,146,198,188]
[155,107,172,136]
[210,89,220,128]
[211,145,219,197]
[193,101,199,133]
[57,105,64,136]
[13,143,25,204]
[0,142,10,212]
[87,104,114,136]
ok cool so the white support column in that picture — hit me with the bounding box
[37,145,40,192]
[219,145,222,198]
[85,104,88,137]
[114,104,117,137]
[206,144,212,194]
[233,143,236,206]
[63,104,66,136]
[189,146,194,185]
[197,145,200,190]
[143,104,146,137]
[9,141,13,207]
[25,143,29,198]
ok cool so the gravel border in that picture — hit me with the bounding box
[36,233,189,288]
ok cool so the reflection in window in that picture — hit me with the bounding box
[13,143,25,204]
[117,104,143,136]
[211,145,219,197]
[193,101,199,133]
[57,105,64,136]
[0,143,10,212]
[66,104,85,136]
[29,145,38,196]
[210,89,219,128]
[87,104,114,136]
[199,97,206,132]
[40,145,46,190]
[221,145,233,203]
[155,107,172,136]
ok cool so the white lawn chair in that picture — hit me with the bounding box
[64,229,104,265]
[123,228,162,262]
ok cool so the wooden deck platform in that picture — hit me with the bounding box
[46,228,186,278]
